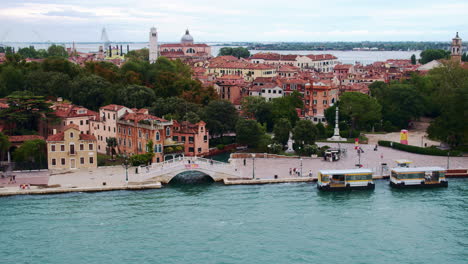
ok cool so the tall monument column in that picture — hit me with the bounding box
[149,27,158,64]
[327,106,347,141]
[451,32,462,63]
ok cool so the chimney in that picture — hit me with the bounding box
[53,129,57,135]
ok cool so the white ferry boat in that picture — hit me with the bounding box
[390,167,448,188]
[317,169,375,191]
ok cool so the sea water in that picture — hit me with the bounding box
[0,179,466,264]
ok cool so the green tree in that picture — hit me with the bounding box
[13,139,47,168]
[292,120,318,148]
[23,70,71,97]
[273,118,291,146]
[427,62,468,147]
[0,94,53,134]
[69,75,112,110]
[462,53,467,62]
[116,84,156,109]
[47,44,68,58]
[419,49,450,64]
[183,111,201,124]
[218,47,251,58]
[150,97,202,121]
[410,54,417,65]
[106,137,117,160]
[235,119,265,148]
[42,57,81,78]
[339,92,382,131]
[0,65,24,97]
[377,84,426,128]
[125,48,149,61]
[202,100,239,137]
[0,132,10,162]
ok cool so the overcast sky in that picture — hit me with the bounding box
[1,0,467,43]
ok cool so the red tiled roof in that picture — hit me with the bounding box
[8,135,44,143]
[121,112,167,123]
[64,124,80,130]
[47,131,96,142]
[52,103,98,119]
[101,104,126,111]
[305,54,337,61]
[334,64,353,70]
[250,53,298,61]
[278,64,300,72]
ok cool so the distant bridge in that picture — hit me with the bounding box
[137,157,244,184]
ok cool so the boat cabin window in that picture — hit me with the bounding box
[331,174,345,183]
[320,174,329,182]
[346,174,372,181]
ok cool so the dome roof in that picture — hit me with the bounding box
[181,29,194,44]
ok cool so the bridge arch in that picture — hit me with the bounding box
[168,170,215,184]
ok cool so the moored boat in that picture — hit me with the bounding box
[390,167,448,188]
[317,169,375,191]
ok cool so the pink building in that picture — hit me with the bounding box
[173,121,209,157]
[90,104,132,153]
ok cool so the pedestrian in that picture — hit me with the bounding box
[243,159,246,166]
[12,175,16,183]
[289,168,292,175]
[309,170,312,177]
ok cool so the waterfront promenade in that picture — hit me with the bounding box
[1,143,467,196]
[232,143,468,179]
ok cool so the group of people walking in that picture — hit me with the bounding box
[289,168,313,177]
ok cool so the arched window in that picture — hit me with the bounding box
[155,131,160,141]
[171,49,175,52]
[166,127,171,137]
[187,48,195,54]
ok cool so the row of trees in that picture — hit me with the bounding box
[217,47,250,58]
[0,55,218,110]
[324,62,468,147]
[1,45,69,59]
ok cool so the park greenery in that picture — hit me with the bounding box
[217,47,251,58]
[326,61,468,148]
[418,49,450,64]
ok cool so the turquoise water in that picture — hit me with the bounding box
[1,180,467,264]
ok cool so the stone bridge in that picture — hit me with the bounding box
[137,157,244,184]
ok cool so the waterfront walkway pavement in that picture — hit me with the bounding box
[1,143,466,196]
[231,143,468,179]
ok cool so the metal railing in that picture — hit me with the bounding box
[137,157,239,179]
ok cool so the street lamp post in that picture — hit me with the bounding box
[252,154,256,179]
[300,158,303,177]
[447,151,450,170]
[122,154,130,184]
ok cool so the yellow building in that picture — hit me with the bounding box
[46,124,97,170]
[207,57,276,82]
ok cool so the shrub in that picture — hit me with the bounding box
[268,143,283,154]
[129,153,153,166]
[165,146,174,153]
[216,144,225,150]
[378,140,461,156]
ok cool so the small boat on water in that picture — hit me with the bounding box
[317,169,375,191]
[390,166,448,188]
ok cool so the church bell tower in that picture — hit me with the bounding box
[149,27,158,64]
[451,32,462,63]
